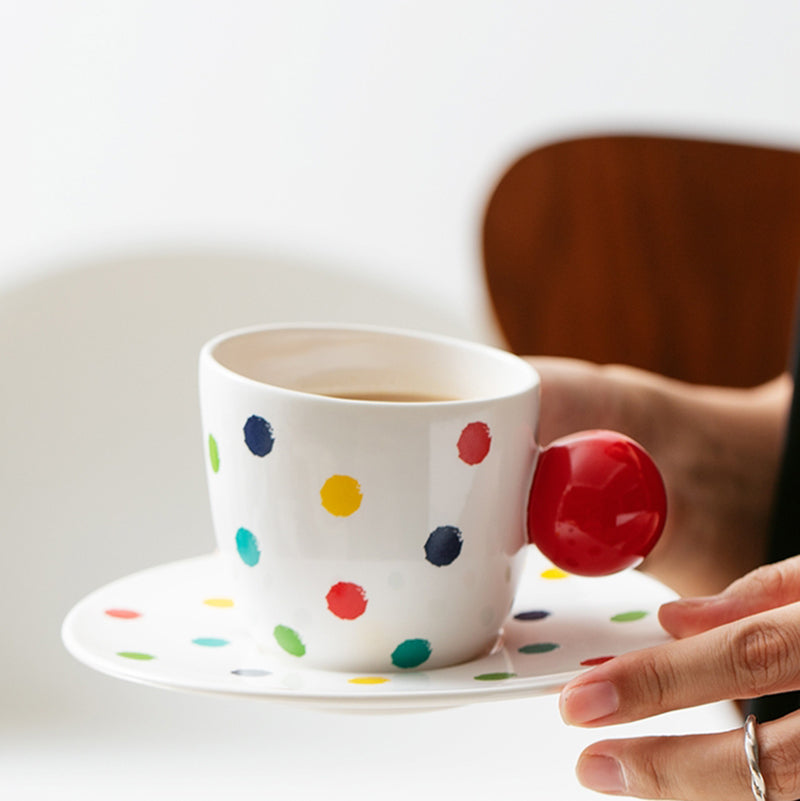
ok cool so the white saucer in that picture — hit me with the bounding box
[62,552,675,712]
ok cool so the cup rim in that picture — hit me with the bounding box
[200,321,540,406]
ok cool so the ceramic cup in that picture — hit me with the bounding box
[199,323,665,672]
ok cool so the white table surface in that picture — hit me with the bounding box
[1,692,741,801]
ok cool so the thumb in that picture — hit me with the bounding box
[659,555,800,638]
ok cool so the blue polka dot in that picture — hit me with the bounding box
[424,525,463,566]
[244,415,274,456]
[236,527,260,566]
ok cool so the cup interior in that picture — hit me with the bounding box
[208,324,538,402]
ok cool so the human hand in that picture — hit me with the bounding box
[525,357,790,596]
[560,556,800,800]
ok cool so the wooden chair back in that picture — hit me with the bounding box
[482,134,800,386]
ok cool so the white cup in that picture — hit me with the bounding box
[199,323,664,672]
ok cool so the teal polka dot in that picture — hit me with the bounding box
[192,637,229,647]
[236,527,260,566]
[391,638,432,669]
[518,642,560,654]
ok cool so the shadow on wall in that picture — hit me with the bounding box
[0,249,479,730]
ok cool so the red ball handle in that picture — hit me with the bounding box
[527,430,667,577]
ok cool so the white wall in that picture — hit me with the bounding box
[4,0,800,322]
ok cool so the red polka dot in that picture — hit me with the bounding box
[457,421,491,465]
[580,655,615,666]
[326,582,368,620]
[105,609,141,619]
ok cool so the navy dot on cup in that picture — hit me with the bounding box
[424,525,463,566]
[244,415,275,457]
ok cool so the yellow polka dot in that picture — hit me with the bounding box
[348,676,389,685]
[204,598,234,607]
[541,567,570,580]
[320,474,363,516]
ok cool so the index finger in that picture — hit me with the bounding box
[660,557,800,639]
[560,601,800,727]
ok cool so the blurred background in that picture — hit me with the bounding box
[5,1,800,316]
[2,1,798,798]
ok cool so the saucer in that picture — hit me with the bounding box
[62,552,675,712]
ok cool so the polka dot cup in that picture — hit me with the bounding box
[199,324,666,672]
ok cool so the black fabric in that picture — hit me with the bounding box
[764,344,800,566]
[747,300,800,723]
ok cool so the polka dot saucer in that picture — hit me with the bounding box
[62,551,675,712]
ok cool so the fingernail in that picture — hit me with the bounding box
[576,754,627,793]
[662,594,723,611]
[560,680,619,724]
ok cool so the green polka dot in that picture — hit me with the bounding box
[274,625,305,657]
[611,610,649,622]
[518,642,560,654]
[117,651,155,661]
[208,434,220,473]
[474,671,516,681]
[391,638,432,669]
